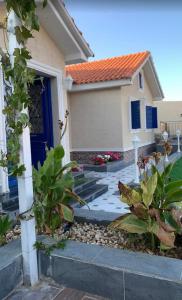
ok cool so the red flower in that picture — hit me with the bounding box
[92,157,105,165]
[104,152,121,161]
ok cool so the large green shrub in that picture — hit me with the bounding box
[111,163,182,249]
[33,144,83,235]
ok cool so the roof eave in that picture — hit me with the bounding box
[148,55,164,100]
[57,0,94,59]
[132,54,164,100]
[69,78,132,92]
[37,0,94,64]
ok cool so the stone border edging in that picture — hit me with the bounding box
[0,240,22,299]
[74,208,121,225]
[39,239,182,300]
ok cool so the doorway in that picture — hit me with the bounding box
[29,77,54,168]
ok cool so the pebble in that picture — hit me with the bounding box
[2,221,181,260]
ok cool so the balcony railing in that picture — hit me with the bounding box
[160,121,182,136]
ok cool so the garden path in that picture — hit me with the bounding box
[82,152,182,213]
[82,164,135,214]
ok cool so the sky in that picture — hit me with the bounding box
[64,0,182,101]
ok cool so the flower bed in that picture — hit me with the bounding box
[51,222,181,260]
[92,152,121,165]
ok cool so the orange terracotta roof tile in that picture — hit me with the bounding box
[66,51,150,85]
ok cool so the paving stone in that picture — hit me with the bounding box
[54,287,85,300]
[82,165,136,213]
[81,152,182,214]
[6,282,62,300]
[124,272,182,300]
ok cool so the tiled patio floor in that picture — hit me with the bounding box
[6,281,107,300]
[82,152,182,214]
[82,164,135,214]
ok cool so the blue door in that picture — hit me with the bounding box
[8,77,53,191]
[29,77,54,168]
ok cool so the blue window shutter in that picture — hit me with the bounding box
[146,106,153,129]
[152,107,158,128]
[131,100,141,129]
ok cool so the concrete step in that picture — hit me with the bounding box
[73,184,108,208]
[72,171,85,180]
[2,196,19,211]
[1,172,108,217]
[74,177,99,194]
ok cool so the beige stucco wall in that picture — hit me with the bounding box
[154,101,182,134]
[121,70,156,149]
[155,101,182,123]
[69,87,123,150]
[0,6,65,70]
[69,69,157,151]
[0,5,6,49]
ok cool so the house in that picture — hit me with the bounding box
[154,101,182,135]
[0,0,94,194]
[66,51,164,164]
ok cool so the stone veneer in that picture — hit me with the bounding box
[70,143,156,165]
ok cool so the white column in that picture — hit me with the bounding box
[0,67,9,194]
[59,74,70,164]
[7,10,38,286]
[134,146,140,184]
[132,135,140,184]
[176,129,181,153]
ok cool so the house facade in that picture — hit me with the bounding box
[66,51,164,164]
[0,1,93,194]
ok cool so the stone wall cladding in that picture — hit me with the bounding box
[70,151,123,164]
[70,143,156,165]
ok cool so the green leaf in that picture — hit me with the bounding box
[141,173,157,207]
[150,222,175,248]
[162,163,173,181]
[15,26,33,44]
[111,214,148,234]
[60,204,74,223]
[119,183,141,206]
[0,215,12,237]
[163,211,181,233]
[165,180,182,194]
[164,190,182,207]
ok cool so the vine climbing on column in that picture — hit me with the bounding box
[0,0,47,176]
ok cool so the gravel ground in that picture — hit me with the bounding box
[5,225,21,243]
[4,222,182,260]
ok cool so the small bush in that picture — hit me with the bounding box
[0,215,12,246]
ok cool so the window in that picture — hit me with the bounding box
[139,72,143,90]
[146,106,158,129]
[131,100,141,129]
